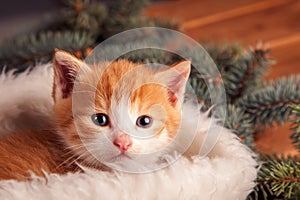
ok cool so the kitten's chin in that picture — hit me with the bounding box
[83,146,177,173]
[98,151,173,173]
[111,152,132,161]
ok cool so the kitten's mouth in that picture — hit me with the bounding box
[114,152,132,160]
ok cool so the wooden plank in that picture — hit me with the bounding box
[185,0,300,45]
[266,36,300,79]
[144,0,263,21]
[182,0,292,30]
[255,123,299,156]
[146,0,300,80]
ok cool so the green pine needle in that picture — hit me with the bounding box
[249,155,300,200]
[290,104,300,151]
[223,104,255,148]
[237,76,300,125]
[0,31,94,72]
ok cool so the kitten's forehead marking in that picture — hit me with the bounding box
[109,94,167,139]
[92,61,154,106]
[101,63,169,139]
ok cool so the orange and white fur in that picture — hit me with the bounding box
[0,51,257,200]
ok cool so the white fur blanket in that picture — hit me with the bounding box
[0,64,257,200]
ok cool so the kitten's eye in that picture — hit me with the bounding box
[136,115,153,128]
[91,113,110,127]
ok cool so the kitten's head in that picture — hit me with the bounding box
[52,50,191,171]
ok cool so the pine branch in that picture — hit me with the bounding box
[223,104,255,148]
[100,0,152,38]
[206,43,243,72]
[59,0,107,34]
[248,155,300,200]
[99,0,178,38]
[189,77,211,106]
[220,46,272,103]
[237,76,300,125]
[100,14,176,39]
[0,31,94,72]
[107,0,149,17]
[290,104,300,151]
[197,44,273,106]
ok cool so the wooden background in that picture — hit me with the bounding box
[145,0,300,156]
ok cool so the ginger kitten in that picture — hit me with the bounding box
[0,50,191,180]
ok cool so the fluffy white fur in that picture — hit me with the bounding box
[0,65,53,135]
[0,64,257,200]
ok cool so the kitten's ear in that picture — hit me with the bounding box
[53,50,86,100]
[157,60,191,107]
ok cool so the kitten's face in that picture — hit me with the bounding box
[53,51,190,171]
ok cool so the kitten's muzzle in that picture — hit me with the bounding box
[113,134,132,151]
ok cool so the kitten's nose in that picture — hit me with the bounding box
[113,134,132,151]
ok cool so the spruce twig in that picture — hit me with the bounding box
[220,46,272,103]
[237,76,300,125]
[0,31,94,72]
[248,155,300,200]
[223,104,255,148]
[290,104,300,151]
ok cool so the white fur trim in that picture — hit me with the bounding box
[0,64,257,200]
[0,64,54,135]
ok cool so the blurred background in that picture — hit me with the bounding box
[1,0,299,79]
[0,0,60,42]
